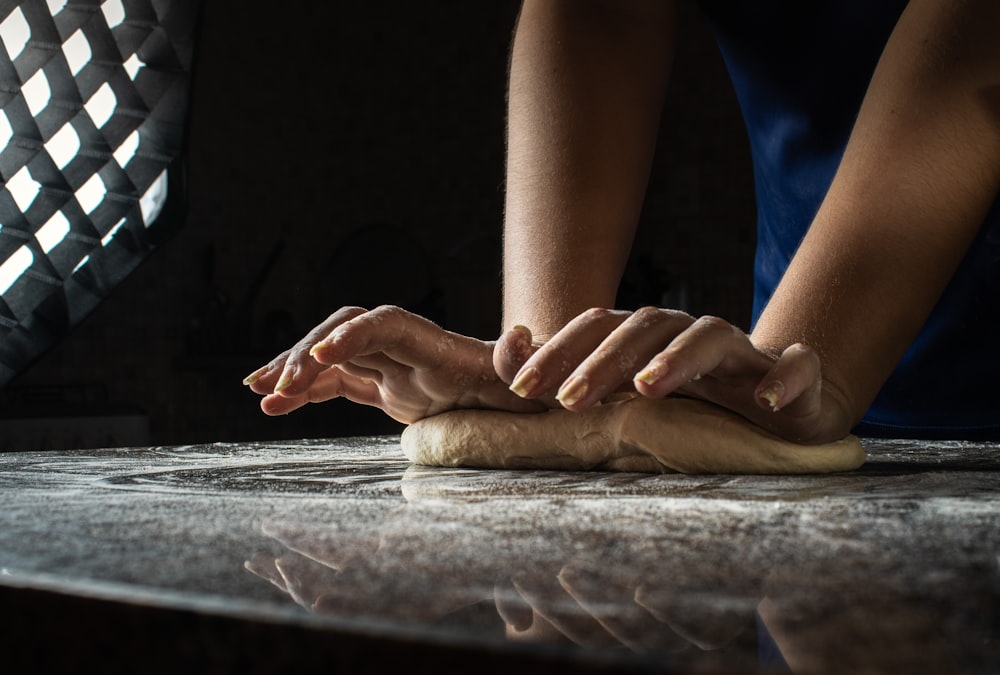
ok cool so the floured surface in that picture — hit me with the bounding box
[1,437,999,674]
[401,397,865,474]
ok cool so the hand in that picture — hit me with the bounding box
[243,305,545,424]
[494,307,854,443]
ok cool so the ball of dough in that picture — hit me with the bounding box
[401,397,864,474]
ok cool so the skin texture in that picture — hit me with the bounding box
[244,305,544,424]
[499,0,1000,443]
[247,0,1000,445]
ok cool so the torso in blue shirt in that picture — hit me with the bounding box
[697,1,1000,439]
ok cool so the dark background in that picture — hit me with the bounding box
[4,1,755,448]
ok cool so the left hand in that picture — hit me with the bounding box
[244,305,544,424]
[494,307,853,444]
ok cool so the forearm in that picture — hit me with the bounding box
[503,0,675,339]
[752,0,1000,430]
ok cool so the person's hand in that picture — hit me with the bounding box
[243,305,545,424]
[493,308,854,443]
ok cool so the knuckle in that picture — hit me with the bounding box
[372,304,406,319]
[631,305,664,323]
[579,307,630,327]
[692,315,742,337]
[581,307,613,321]
[694,314,729,330]
[785,342,821,363]
[329,306,367,321]
[628,305,694,327]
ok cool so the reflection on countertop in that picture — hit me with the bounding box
[1,436,998,673]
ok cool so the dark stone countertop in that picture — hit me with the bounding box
[1,437,998,674]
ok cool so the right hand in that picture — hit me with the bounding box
[243,305,545,424]
[492,308,851,444]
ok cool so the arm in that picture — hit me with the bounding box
[246,0,676,425]
[503,0,676,338]
[502,0,1000,443]
[750,0,1000,435]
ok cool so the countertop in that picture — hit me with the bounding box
[1,436,998,674]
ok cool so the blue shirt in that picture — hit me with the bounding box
[698,1,1000,439]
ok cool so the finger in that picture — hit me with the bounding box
[551,307,695,410]
[493,325,538,384]
[262,520,380,572]
[274,552,342,611]
[634,583,753,651]
[755,343,822,414]
[335,355,404,385]
[633,316,772,398]
[558,564,690,653]
[309,304,463,369]
[243,349,292,395]
[494,578,534,632]
[508,308,633,400]
[243,552,288,592]
[510,571,619,647]
[260,367,382,416]
[248,307,370,398]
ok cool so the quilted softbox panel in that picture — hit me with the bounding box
[0,0,200,385]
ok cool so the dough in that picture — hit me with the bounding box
[400,396,865,474]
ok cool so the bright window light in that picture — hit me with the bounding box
[139,170,168,226]
[84,82,116,128]
[123,53,145,80]
[0,0,196,387]
[36,211,71,254]
[0,8,30,61]
[7,166,41,212]
[76,173,106,214]
[101,0,126,29]
[101,217,126,247]
[0,246,33,295]
[0,110,12,149]
[113,129,139,168]
[46,0,68,16]
[45,123,81,170]
[22,70,51,117]
[63,29,91,76]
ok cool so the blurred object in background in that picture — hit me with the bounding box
[0,0,201,450]
[0,0,201,386]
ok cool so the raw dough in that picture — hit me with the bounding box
[400,396,865,474]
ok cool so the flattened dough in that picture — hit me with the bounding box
[401,397,865,474]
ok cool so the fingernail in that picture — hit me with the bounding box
[242,367,267,386]
[509,366,541,397]
[759,381,784,411]
[309,340,331,358]
[511,324,532,339]
[556,375,589,406]
[274,372,294,393]
[634,365,661,385]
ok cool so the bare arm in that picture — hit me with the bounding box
[503,0,676,339]
[501,0,1000,443]
[751,0,1000,433]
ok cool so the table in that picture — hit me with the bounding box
[1,437,998,673]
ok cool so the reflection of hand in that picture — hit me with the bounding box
[497,560,755,655]
[243,305,545,423]
[494,308,848,443]
[246,488,761,657]
[245,516,489,622]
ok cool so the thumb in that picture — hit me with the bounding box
[493,325,538,384]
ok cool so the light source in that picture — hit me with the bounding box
[0,0,200,385]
